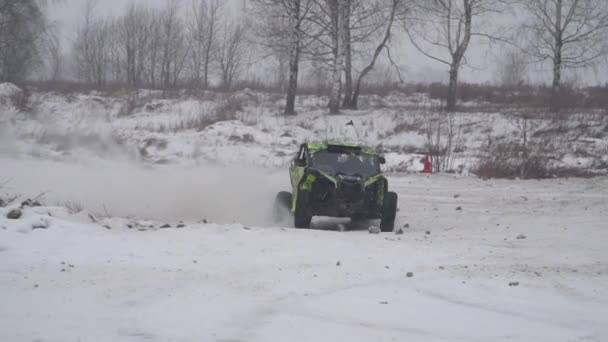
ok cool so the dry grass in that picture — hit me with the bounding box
[472,140,553,179]
[62,201,84,215]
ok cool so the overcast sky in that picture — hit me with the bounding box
[46,0,608,86]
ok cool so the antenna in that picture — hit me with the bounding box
[323,114,330,143]
[346,120,362,144]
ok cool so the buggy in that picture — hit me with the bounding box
[274,142,398,231]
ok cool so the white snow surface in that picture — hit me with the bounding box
[1,160,607,342]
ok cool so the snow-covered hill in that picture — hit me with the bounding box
[2,83,607,175]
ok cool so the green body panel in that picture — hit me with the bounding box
[363,174,382,188]
[289,166,306,212]
[301,174,317,191]
[376,178,385,204]
[363,175,384,206]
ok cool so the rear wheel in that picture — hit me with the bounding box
[380,192,398,232]
[294,191,312,229]
[273,191,292,223]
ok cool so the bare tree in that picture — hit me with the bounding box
[73,2,112,86]
[520,0,608,110]
[496,49,527,88]
[158,0,190,89]
[105,16,124,83]
[320,0,349,114]
[307,0,385,112]
[145,12,162,87]
[218,21,248,89]
[72,0,95,83]
[38,24,63,81]
[341,0,391,108]
[404,0,508,111]
[348,0,406,109]
[189,0,223,89]
[301,0,407,111]
[118,3,154,87]
[0,0,47,83]
[253,0,314,115]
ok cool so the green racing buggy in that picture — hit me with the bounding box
[274,142,398,232]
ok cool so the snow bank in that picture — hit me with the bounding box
[2,87,607,175]
[0,82,22,105]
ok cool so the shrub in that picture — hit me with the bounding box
[62,201,84,214]
[216,95,243,121]
[472,141,551,179]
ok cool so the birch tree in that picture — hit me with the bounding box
[521,0,608,110]
[0,0,46,83]
[404,0,508,111]
[326,0,348,114]
[348,0,406,109]
[341,0,391,108]
[253,0,313,115]
[118,3,154,87]
[189,0,223,89]
[73,2,112,86]
[218,21,247,89]
[158,0,190,89]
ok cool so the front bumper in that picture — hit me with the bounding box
[307,177,383,218]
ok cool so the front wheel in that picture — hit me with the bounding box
[294,191,312,229]
[380,192,398,232]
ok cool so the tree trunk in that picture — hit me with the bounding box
[328,0,345,115]
[203,22,214,89]
[203,54,210,89]
[342,40,353,108]
[284,1,301,116]
[285,57,299,115]
[520,117,528,179]
[341,2,353,109]
[447,63,459,112]
[551,0,563,112]
[552,51,562,111]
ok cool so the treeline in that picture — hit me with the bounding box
[1,0,608,114]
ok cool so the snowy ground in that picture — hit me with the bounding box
[1,156,607,341]
[2,83,608,340]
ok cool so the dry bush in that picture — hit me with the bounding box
[62,201,84,214]
[176,96,244,132]
[215,95,243,121]
[393,119,424,135]
[296,120,315,131]
[117,93,138,117]
[401,82,608,112]
[423,110,465,173]
[473,139,552,179]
